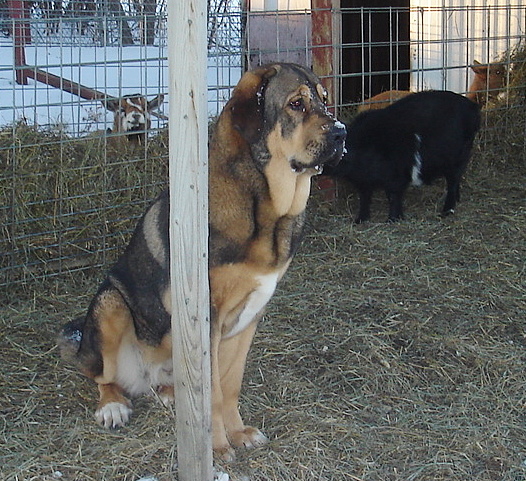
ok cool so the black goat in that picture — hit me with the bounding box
[324,90,481,223]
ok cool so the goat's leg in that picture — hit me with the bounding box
[355,187,373,223]
[386,189,405,222]
[442,174,462,215]
[443,159,469,215]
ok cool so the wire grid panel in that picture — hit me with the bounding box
[246,8,312,69]
[338,2,524,106]
[410,2,524,93]
[0,0,244,288]
[1,1,525,289]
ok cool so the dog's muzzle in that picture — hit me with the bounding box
[290,121,347,174]
[322,121,347,168]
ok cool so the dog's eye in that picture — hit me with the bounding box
[289,98,305,111]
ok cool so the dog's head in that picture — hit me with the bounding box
[228,63,346,174]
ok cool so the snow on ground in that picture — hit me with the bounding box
[0,37,242,136]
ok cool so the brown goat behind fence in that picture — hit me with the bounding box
[357,60,508,112]
[102,94,165,145]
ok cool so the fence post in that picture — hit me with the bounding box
[311,0,337,108]
[167,0,213,480]
[312,0,339,199]
[7,0,31,85]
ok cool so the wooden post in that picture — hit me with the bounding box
[311,0,337,108]
[7,0,31,85]
[312,0,340,199]
[26,68,107,100]
[167,0,213,480]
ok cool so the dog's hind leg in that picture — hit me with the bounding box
[156,385,175,406]
[90,286,135,428]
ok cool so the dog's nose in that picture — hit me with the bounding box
[329,122,347,144]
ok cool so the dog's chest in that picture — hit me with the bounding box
[224,271,280,339]
[116,339,173,396]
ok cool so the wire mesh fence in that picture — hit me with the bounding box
[0,0,524,289]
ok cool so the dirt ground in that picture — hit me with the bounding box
[1,140,525,480]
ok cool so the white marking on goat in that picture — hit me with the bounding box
[224,272,279,339]
[127,97,142,108]
[412,133,423,187]
[122,99,148,132]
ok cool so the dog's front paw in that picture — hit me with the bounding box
[214,445,237,463]
[95,401,132,428]
[229,426,268,449]
[156,385,175,406]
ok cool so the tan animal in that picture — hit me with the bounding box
[466,60,507,106]
[102,93,164,145]
[58,63,346,462]
[357,89,413,112]
[357,60,507,112]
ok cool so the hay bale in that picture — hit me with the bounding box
[478,42,526,167]
[0,122,168,286]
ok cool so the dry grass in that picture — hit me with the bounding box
[1,50,526,481]
[2,138,525,481]
[0,123,169,285]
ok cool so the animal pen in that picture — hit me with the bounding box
[1,0,526,480]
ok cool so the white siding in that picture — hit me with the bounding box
[410,0,525,93]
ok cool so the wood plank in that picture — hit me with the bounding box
[167,0,213,479]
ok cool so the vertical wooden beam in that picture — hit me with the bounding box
[311,0,337,107]
[312,0,340,198]
[167,0,213,480]
[7,0,31,85]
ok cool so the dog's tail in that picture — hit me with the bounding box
[57,316,84,364]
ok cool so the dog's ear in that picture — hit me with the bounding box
[229,65,281,143]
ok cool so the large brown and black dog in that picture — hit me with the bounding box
[59,63,346,461]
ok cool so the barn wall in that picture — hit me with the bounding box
[246,11,312,68]
[246,0,312,68]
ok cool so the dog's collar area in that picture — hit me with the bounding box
[290,159,304,173]
[290,159,323,175]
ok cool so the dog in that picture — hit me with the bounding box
[323,90,480,223]
[58,63,346,461]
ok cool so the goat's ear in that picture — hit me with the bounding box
[148,94,164,111]
[102,98,120,112]
[471,60,487,75]
[228,65,281,143]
